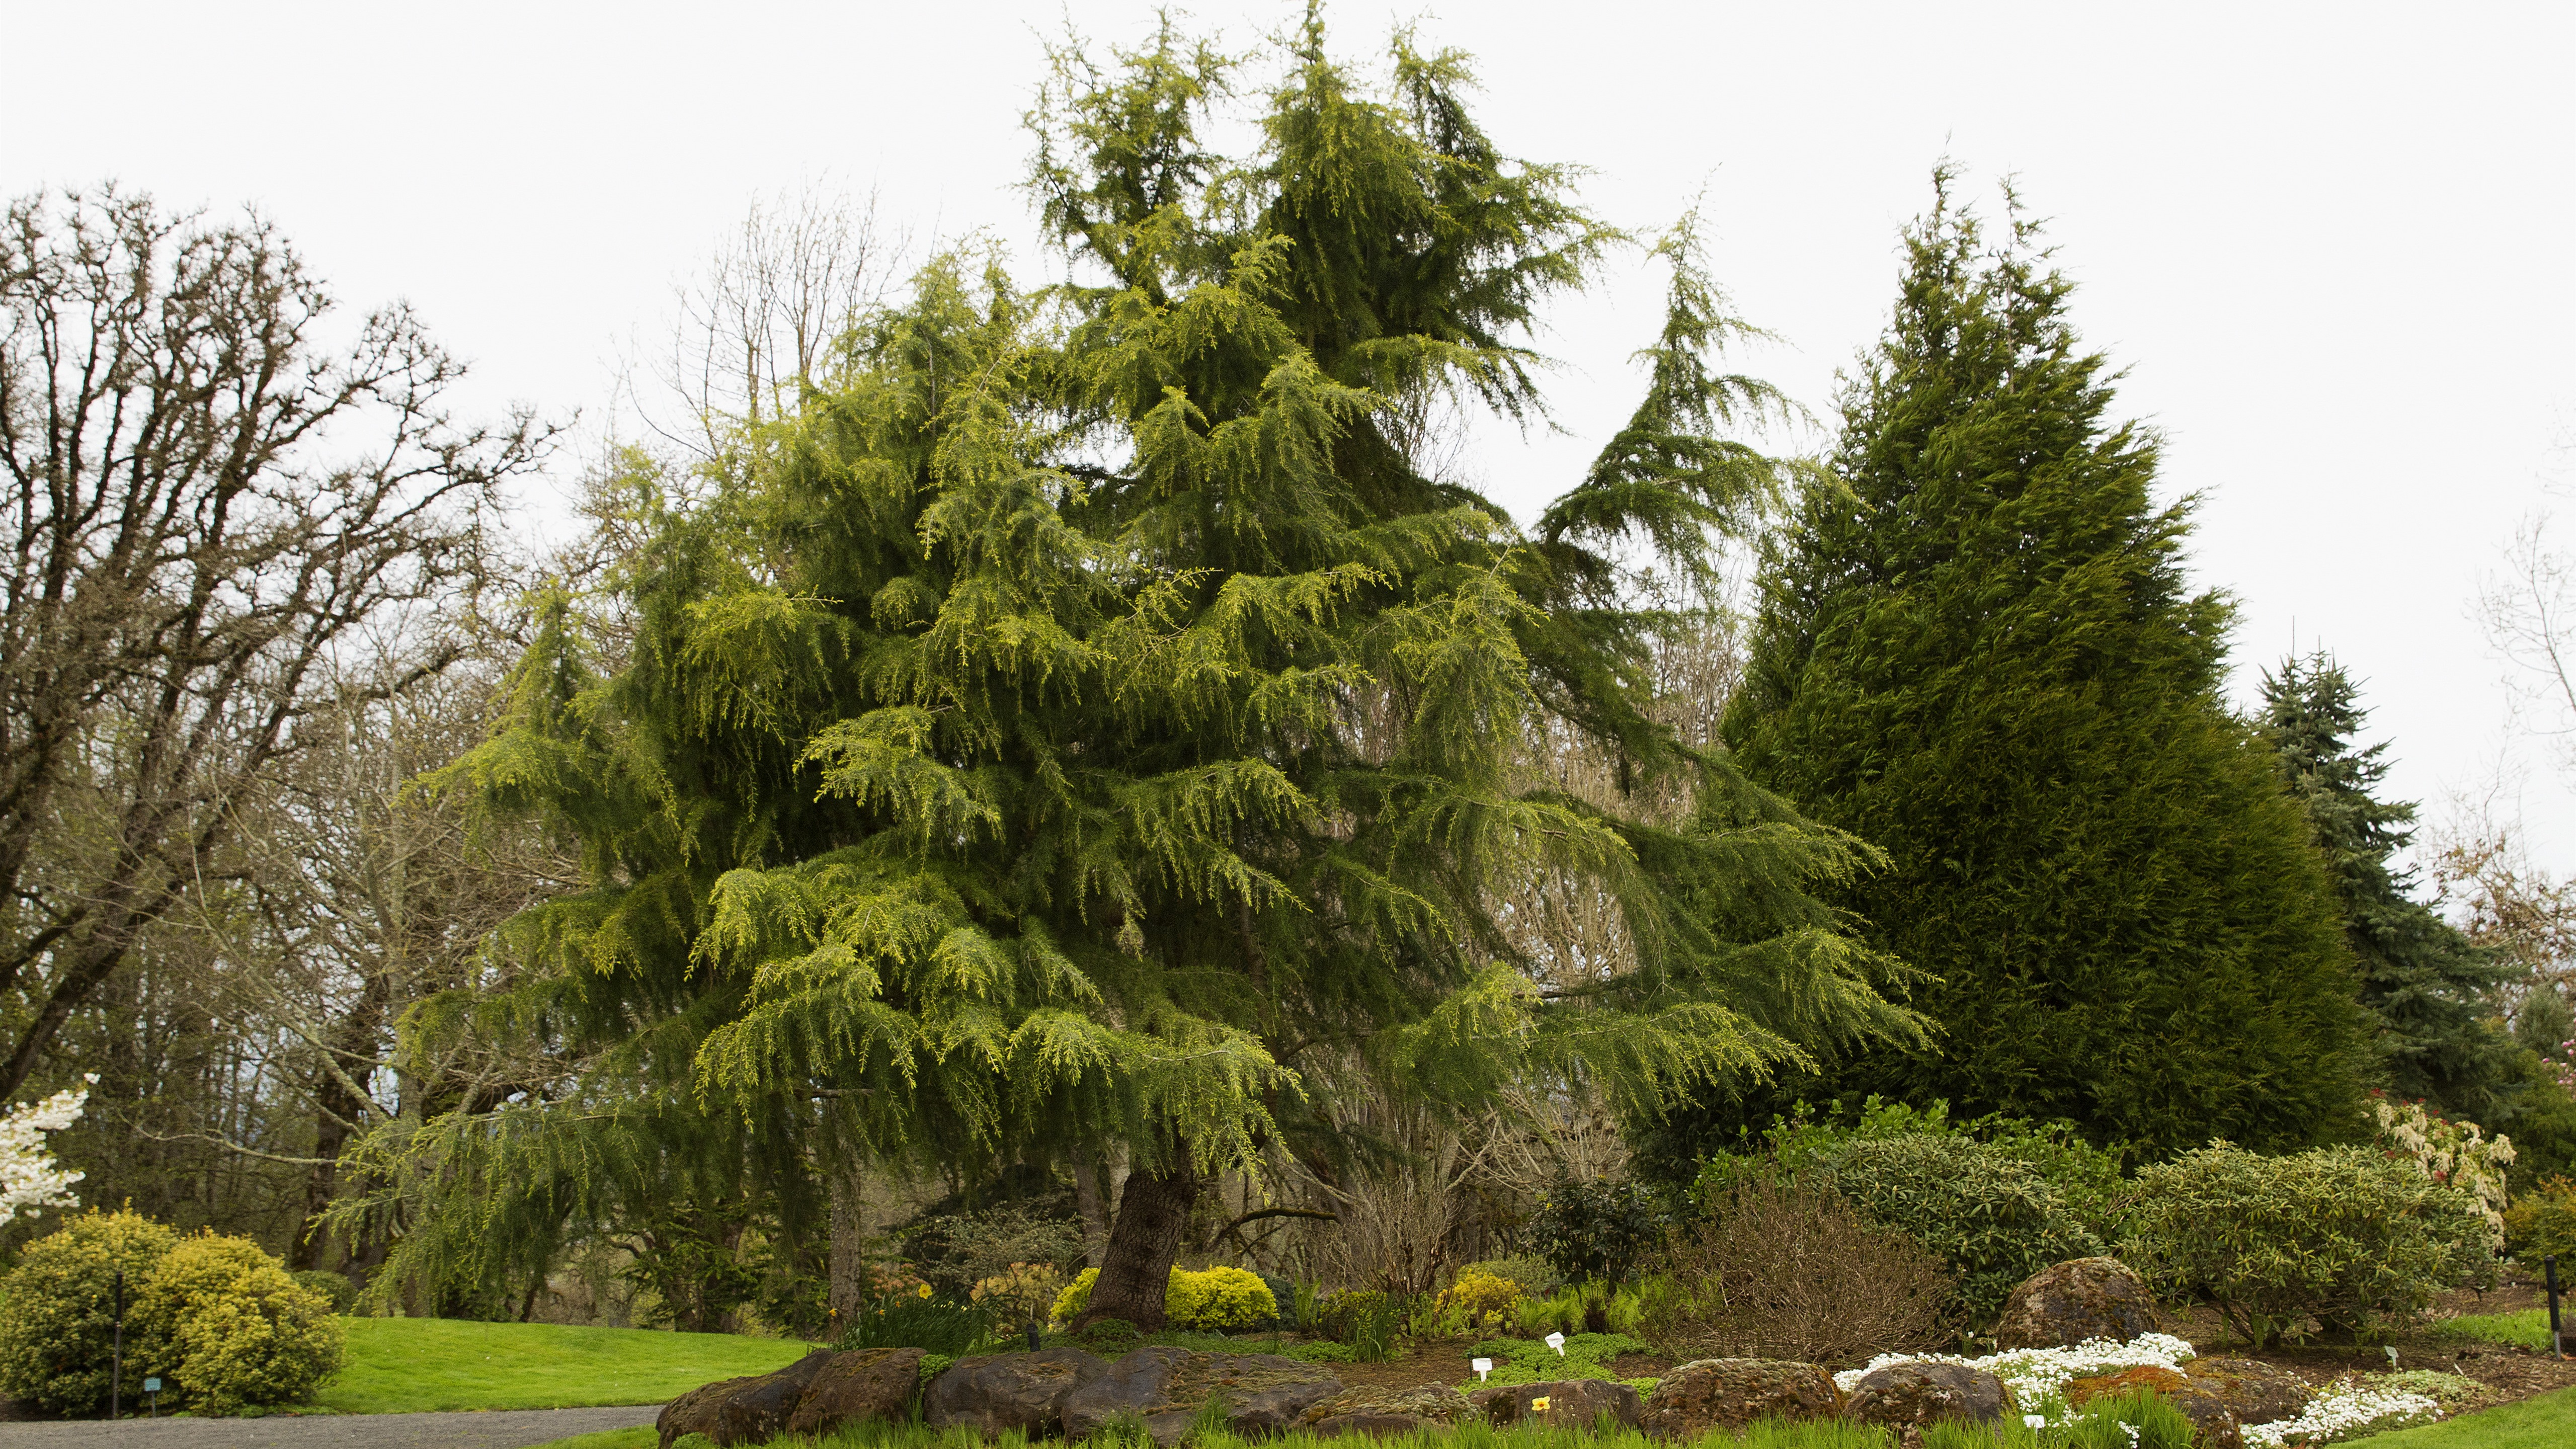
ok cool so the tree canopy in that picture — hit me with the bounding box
[2262,652,2518,1119]
[1713,180,2372,1158]
[367,13,1921,1324]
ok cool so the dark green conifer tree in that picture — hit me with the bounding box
[2261,651,2517,1118]
[357,14,1921,1326]
[1716,182,2371,1157]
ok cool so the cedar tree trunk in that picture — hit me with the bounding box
[1077,1158,1199,1330]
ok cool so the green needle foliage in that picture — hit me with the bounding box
[2262,651,2518,1119]
[1713,178,2370,1158]
[354,11,1920,1318]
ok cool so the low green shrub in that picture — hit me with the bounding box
[130,1232,344,1414]
[289,1269,357,1314]
[1513,1284,1584,1338]
[1258,1273,1299,1328]
[2505,1174,2576,1262]
[1529,1175,1667,1285]
[2124,1142,2494,1347]
[1464,1331,1649,1387]
[1456,1255,1564,1297]
[2372,1369,2486,1412]
[835,1287,993,1353]
[1820,1134,2102,1330]
[0,1208,180,1415]
[1072,1316,1142,1354]
[1284,1340,1353,1363]
[1313,1289,1406,1360]
[2433,1307,2554,1352]
[1738,1096,2138,1242]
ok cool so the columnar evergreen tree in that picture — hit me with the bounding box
[2262,652,2517,1118]
[367,14,1921,1326]
[1718,182,2371,1157]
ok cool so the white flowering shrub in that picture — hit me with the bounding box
[2368,1093,2513,1249]
[0,1076,91,1226]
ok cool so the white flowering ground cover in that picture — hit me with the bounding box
[1833,1334,2444,1446]
[2236,1380,2443,1447]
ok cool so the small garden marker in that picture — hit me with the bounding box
[1472,1357,1493,1383]
[1544,1332,1566,1357]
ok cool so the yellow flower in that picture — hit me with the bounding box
[917,1283,933,1299]
[1532,1397,1552,1413]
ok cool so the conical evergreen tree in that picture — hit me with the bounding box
[365,14,1921,1324]
[2262,651,2518,1118]
[1717,182,2371,1157]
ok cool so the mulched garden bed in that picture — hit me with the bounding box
[1297,1271,2576,1428]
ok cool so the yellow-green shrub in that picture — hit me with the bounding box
[131,1233,343,1413]
[0,1209,180,1415]
[1048,1265,1278,1330]
[1050,1266,1098,1327]
[1166,1266,1275,1328]
[1436,1268,1522,1334]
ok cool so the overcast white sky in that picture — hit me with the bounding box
[7,0,2571,867]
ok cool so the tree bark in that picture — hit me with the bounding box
[1076,1157,1199,1331]
[827,1162,872,1327]
[1070,1144,1111,1269]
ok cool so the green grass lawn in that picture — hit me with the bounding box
[528,1433,657,1449]
[317,1317,820,1415]
[2342,1386,2576,1447]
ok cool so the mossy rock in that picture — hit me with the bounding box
[1640,1358,1843,1436]
[2181,1356,2309,1425]
[2067,1364,2242,1449]
[1300,1383,1478,1434]
[1061,1347,1342,1446]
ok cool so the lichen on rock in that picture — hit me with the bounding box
[1993,1257,2159,1349]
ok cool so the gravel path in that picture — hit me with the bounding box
[0,1405,659,1448]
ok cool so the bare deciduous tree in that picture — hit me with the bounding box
[0,188,547,1102]
[629,182,900,464]
[2479,505,2575,774]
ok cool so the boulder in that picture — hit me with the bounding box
[776,1347,928,1436]
[657,1349,837,1449]
[2067,1364,2243,1449]
[2181,1357,2310,1427]
[1992,1257,2159,1349]
[1640,1358,1844,1436]
[1060,1346,1343,1446]
[926,1348,1112,1435]
[1299,1383,1479,1435]
[1470,1378,1643,1429]
[1844,1361,2015,1428]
